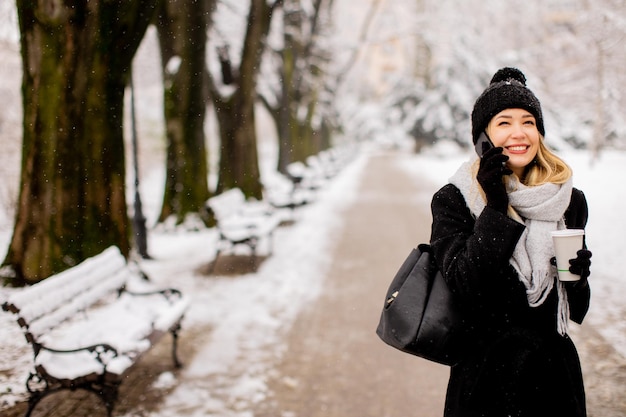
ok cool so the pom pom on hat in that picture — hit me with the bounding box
[490,67,527,85]
[471,67,544,144]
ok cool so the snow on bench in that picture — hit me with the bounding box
[206,188,283,270]
[284,149,348,192]
[1,246,190,417]
[263,172,315,215]
[286,160,326,192]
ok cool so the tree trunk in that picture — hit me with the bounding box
[267,0,331,174]
[3,1,158,285]
[214,95,261,198]
[156,0,210,224]
[212,0,278,200]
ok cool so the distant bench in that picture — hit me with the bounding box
[2,246,190,417]
[284,147,354,193]
[206,188,283,271]
[263,172,315,215]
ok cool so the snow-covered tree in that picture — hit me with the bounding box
[259,0,336,173]
[208,0,282,199]
[369,0,626,152]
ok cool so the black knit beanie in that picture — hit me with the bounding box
[471,67,545,144]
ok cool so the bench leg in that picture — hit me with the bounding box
[24,390,47,417]
[249,237,258,259]
[24,372,53,417]
[267,231,274,255]
[171,323,183,368]
[95,382,120,417]
[206,248,221,274]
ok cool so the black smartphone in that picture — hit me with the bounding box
[474,131,494,158]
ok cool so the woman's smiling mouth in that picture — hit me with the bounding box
[507,145,529,153]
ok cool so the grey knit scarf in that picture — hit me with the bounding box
[449,157,574,335]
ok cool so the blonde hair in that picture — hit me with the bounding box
[523,136,572,186]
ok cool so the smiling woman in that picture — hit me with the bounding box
[428,67,593,417]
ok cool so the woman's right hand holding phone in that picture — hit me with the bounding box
[477,146,512,213]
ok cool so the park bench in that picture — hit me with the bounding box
[206,188,283,269]
[263,172,315,215]
[308,147,356,180]
[1,246,190,417]
[284,147,352,193]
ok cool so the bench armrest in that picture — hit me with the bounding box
[122,287,184,303]
[35,342,119,364]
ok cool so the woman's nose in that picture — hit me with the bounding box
[511,122,526,137]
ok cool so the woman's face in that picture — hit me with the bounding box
[486,108,540,178]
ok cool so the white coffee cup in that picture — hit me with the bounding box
[551,229,585,281]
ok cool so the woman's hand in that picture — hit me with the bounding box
[552,249,592,289]
[568,249,592,288]
[477,146,513,213]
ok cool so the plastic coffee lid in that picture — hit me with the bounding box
[551,229,585,236]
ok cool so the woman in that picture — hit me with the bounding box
[430,67,592,417]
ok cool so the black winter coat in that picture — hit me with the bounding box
[430,184,590,417]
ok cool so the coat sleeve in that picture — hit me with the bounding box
[564,188,591,324]
[429,184,527,309]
